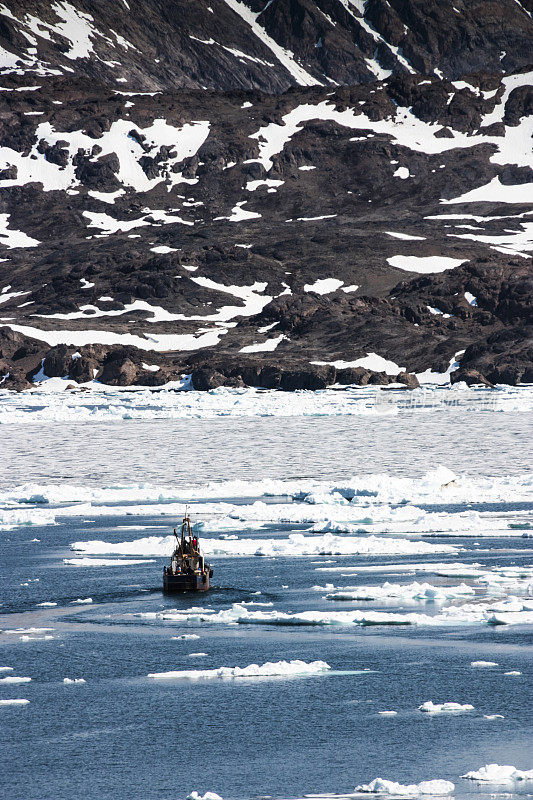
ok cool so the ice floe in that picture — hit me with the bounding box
[63,678,86,684]
[147,659,330,680]
[322,582,475,604]
[72,532,457,559]
[0,676,31,684]
[63,557,156,566]
[0,384,531,423]
[187,792,223,800]
[0,698,29,706]
[470,660,498,667]
[461,764,533,783]
[139,596,533,628]
[353,777,454,795]
[418,701,474,714]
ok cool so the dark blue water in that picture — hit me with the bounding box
[1,413,532,800]
[1,516,532,800]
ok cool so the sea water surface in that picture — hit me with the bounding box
[1,397,532,800]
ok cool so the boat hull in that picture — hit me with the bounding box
[163,572,210,593]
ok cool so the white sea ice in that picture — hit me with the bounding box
[0,667,13,672]
[171,634,200,640]
[72,532,457,559]
[0,676,31,684]
[354,777,454,795]
[148,659,330,680]
[377,711,398,716]
[470,661,498,667]
[462,764,533,783]
[324,582,475,604]
[504,671,521,675]
[418,701,474,714]
[64,557,155,566]
[0,698,30,706]
[4,627,53,635]
[71,597,93,604]
[187,792,223,800]
[63,677,86,684]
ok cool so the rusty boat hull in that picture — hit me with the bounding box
[163,570,212,593]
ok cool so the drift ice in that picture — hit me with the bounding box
[163,511,213,593]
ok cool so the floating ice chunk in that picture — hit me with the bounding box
[324,582,475,604]
[354,777,454,795]
[0,676,31,684]
[148,659,330,680]
[187,792,223,800]
[63,677,86,684]
[71,597,93,604]
[378,711,398,716]
[4,627,53,635]
[471,661,498,667]
[171,634,200,640]
[37,601,57,607]
[188,653,207,657]
[64,557,156,566]
[303,491,348,505]
[73,532,456,559]
[419,701,474,714]
[484,714,504,719]
[0,698,29,706]
[461,764,533,783]
[504,670,521,675]
[0,667,13,672]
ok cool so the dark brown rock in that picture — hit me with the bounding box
[395,372,420,388]
[336,367,372,385]
[450,368,493,387]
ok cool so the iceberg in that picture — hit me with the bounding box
[418,701,474,714]
[461,764,533,783]
[354,777,454,795]
[148,659,331,680]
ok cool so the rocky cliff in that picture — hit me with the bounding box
[0,0,531,390]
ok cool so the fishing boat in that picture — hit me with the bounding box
[163,511,213,593]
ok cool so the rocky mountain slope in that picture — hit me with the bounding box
[0,0,531,390]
